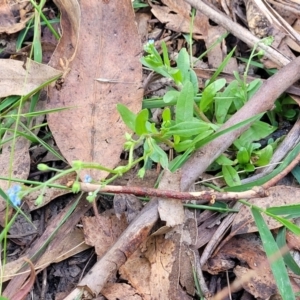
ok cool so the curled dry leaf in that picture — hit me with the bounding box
[0,59,62,98]
[47,0,143,181]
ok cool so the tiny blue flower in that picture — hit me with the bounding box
[83,174,92,183]
[7,185,22,206]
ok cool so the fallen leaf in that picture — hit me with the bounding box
[102,283,142,300]
[119,247,151,300]
[0,0,33,34]
[151,0,208,38]
[0,59,62,98]
[47,0,143,181]
[205,26,238,72]
[11,258,36,300]
[158,170,184,227]
[205,234,277,298]
[82,210,128,257]
[231,186,300,235]
[3,227,90,282]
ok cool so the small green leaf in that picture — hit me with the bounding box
[135,109,149,135]
[117,104,136,131]
[244,163,255,172]
[237,147,250,165]
[222,165,241,187]
[200,78,226,112]
[215,154,234,166]
[238,121,276,146]
[176,81,194,124]
[163,90,179,103]
[162,107,171,122]
[145,138,169,169]
[253,144,273,166]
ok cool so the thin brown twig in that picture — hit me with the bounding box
[80,183,268,202]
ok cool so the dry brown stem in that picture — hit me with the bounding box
[80,183,268,202]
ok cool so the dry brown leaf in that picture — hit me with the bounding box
[82,210,128,257]
[205,234,277,298]
[0,59,62,97]
[158,170,184,227]
[151,0,208,38]
[231,185,300,235]
[10,258,36,300]
[47,0,143,181]
[102,283,142,300]
[205,26,238,72]
[0,0,33,34]
[119,247,151,300]
[3,227,89,282]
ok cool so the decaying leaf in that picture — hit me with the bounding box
[47,0,143,181]
[0,59,62,98]
[82,210,128,257]
[231,185,300,235]
[2,227,90,282]
[11,258,36,300]
[102,283,142,300]
[0,0,33,34]
[158,170,184,227]
[205,234,278,299]
[151,0,208,38]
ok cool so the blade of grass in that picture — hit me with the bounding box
[251,206,295,300]
[276,227,300,276]
[29,0,60,40]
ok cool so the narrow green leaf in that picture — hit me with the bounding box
[161,41,170,67]
[208,46,236,85]
[165,120,211,138]
[291,165,300,184]
[176,81,194,124]
[276,228,300,275]
[251,207,295,300]
[117,104,137,132]
[176,48,190,82]
[222,165,241,187]
[190,69,199,95]
[135,109,149,135]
